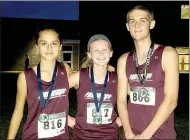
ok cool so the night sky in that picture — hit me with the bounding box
[1,1,189,70]
[79,1,189,66]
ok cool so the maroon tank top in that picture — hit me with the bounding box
[22,62,69,140]
[125,46,176,139]
[73,68,119,140]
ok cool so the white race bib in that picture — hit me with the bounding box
[87,103,113,125]
[38,112,66,139]
[130,87,156,106]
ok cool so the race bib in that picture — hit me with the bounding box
[38,112,66,139]
[130,87,156,106]
[87,103,113,125]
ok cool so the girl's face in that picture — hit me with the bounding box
[35,30,62,61]
[88,39,113,67]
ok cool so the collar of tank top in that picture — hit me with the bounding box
[88,67,110,83]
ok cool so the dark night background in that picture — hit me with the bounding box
[1,1,189,70]
[0,1,189,139]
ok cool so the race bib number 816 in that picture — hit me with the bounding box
[38,112,66,139]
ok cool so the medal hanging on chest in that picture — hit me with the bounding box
[37,62,57,110]
[133,42,154,86]
[90,67,108,125]
[93,112,102,125]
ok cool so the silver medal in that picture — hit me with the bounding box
[38,113,48,123]
[93,112,102,125]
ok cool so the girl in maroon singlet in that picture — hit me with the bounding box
[68,34,122,140]
[7,27,75,139]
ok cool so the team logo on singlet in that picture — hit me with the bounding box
[84,92,112,101]
[129,73,153,82]
[38,88,67,100]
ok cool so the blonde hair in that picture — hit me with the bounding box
[80,57,93,68]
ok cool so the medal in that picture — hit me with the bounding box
[38,113,48,123]
[90,67,108,125]
[93,116,102,125]
[37,62,57,109]
[133,42,154,86]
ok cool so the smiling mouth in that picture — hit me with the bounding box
[97,58,106,60]
[46,53,53,55]
[135,31,142,33]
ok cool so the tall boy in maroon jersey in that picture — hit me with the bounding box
[117,5,179,139]
[69,34,122,140]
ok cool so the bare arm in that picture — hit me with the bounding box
[67,71,80,128]
[64,63,80,90]
[63,63,79,128]
[64,63,73,77]
[68,72,80,89]
[140,46,179,139]
[117,53,135,139]
[7,72,27,139]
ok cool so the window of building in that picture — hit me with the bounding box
[181,5,189,19]
[62,45,73,69]
[176,47,189,74]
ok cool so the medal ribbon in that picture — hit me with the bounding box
[90,67,108,113]
[37,62,57,109]
[133,42,154,85]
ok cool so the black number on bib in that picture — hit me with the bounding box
[92,109,97,117]
[138,96,143,102]
[145,97,150,102]
[57,119,62,128]
[51,120,56,129]
[104,109,109,117]
[133,92,137,101]
[43,120,62,130]
[44,121,49,130]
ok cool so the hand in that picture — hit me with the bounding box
[68,116,76,128]
[125,133,135,139]
[107,65,115,72]
[116,117,122,127]
[131,134,150,140]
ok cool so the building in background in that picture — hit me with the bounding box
[176,47,189,74]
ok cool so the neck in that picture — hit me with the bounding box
[40,59,56,72]
[92,64,107,84]
[93,64,107,76]
[134,37,152,57]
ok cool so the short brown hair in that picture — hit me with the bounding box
[126,5,154,22]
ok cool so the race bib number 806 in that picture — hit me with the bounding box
[130,87,156,106]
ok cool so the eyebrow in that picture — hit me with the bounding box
[39,40,59,43]
[129,17,148,21]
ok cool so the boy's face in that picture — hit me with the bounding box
[126,9,155,41]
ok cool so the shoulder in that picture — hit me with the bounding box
[118,52,129,61]
[117,52,131,68]
[109,71,117,80]
[162,46,178,62]
[162,46,178,71]
[63,63,71,69]
[163,46,178,56]
[79,67,89,75]
[17,71,26,84]
[58,62,73,76]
